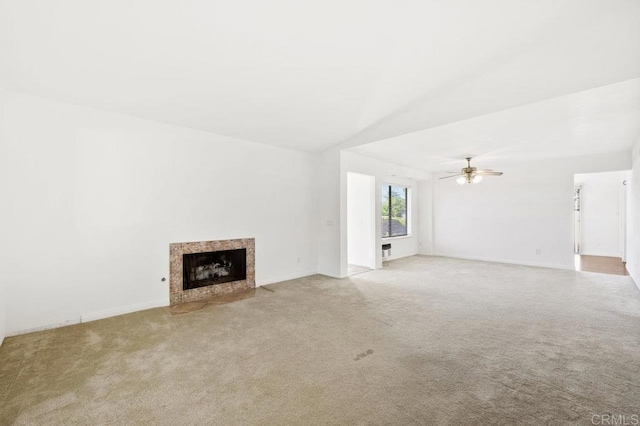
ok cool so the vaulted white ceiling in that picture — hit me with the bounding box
[1,0,639,153]
[349,79,640,172]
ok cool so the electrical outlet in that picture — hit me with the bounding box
[535,248,541,255]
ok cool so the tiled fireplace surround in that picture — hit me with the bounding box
[170,238,256,306]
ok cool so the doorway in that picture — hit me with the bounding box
[573,171,629,276]
[347,172,376,276]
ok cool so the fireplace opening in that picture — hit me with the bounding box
[183,248,247,291]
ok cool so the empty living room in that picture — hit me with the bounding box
[2,1,640,424]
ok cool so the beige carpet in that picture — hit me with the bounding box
[1,256,640,425]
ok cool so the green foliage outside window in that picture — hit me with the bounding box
[381,185,408,237]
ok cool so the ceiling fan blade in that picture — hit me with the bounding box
[475,170,503,176]
[439,174,463,180]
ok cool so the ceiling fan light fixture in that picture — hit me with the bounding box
[439,158,503,184]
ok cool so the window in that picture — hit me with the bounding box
[381,184,408,238]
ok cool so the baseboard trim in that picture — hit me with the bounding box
[5,273,320,338]
[579,252,622,258]
[432,253,574,271]
[7,298,170,337]
[257,270,317,286]
[627,265,640,292]
[7,318,81,337]
[81,299,169,324]
[384,252,419,263]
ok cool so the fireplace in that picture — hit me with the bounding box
[183,249,247,290]
[170,238,255,305]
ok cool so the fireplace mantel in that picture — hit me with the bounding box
[169,238,255,305]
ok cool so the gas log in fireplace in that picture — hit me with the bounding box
[183,249,247,290]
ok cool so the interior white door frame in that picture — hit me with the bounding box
[574,184,582,255]
[346,172,377,270]
[620,177,628,262]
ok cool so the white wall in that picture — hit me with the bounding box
[417,179,434,256]
[433,152,631,270]
[316,149,343,278]
[347,173,375,269]
[0,268,4,345]
[340,151,430,274]
[627,139,640,289]
[574,171,625,257]
[0,89,318,336]
[0,89,6,345]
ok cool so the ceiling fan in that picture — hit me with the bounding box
[440,157,503,185]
